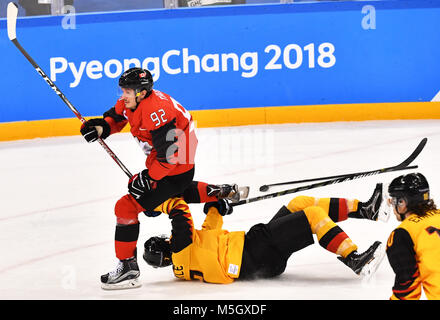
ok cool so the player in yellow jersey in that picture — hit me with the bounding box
[142,184,387,284]
[386,172,440,300]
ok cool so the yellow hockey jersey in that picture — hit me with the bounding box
[154,197,245,284]
[386,210,440,300]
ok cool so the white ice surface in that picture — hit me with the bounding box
[1,119,438,300]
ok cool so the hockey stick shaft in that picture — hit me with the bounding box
[236,165,418,206]
[233,138,427,206]
[260,172,375,191]
[259,152,419,192]
[7,3,133,178]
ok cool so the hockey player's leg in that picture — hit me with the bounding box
[101,194,143,290]
[114,194,144,259]
[287,196,354,222]
[303,206,384,277]
[286,183,391,223]
[303,206,358,257]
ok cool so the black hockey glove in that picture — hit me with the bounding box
[80,118,111,143]
[203,199,233,216]
[128,169,157,200]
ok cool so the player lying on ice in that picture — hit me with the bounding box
[129,183,388,288]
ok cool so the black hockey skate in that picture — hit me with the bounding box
[101,257,141,290]
[350,183,390,222]
[207,184,250,203]
[338,241,385,277]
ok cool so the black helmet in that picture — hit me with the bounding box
[119,67,153,94]
[388,173,430,210]
[143,236,172,268]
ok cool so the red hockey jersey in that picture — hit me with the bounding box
[103,89,197,181]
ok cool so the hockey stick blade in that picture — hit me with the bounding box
[234,138,427,206]
[7,2,18,41]
[259,137,428,192]
[393,137,427,169]
[7,4,133,178]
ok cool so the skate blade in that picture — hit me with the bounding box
[101,278,142,290]
[377,184,391,223]
[359,243,386,279]
[238,186,250,200]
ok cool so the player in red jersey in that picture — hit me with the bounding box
[80,68,247,290]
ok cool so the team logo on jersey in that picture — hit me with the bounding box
[139,72,146,78]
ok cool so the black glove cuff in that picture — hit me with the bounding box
[203,199,232,216]
[203,202,216,214]
[141,169,158,182]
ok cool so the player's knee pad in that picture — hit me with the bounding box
[287,195,316,213]
[303,206,331,234]
[115,194,143,225]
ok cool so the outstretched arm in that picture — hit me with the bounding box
[202,199,233,230]
[154,198,194,253]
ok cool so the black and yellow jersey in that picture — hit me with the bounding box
[154,197,245,284]
[386,210,440,300]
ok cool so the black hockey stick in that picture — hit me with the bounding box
[258,138,426,192]
[233,137,427,206]
[259,166,417,192]
[7,2,133,178]
[260,138,428,192]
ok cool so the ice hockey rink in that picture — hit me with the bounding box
[0,119,438,300]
